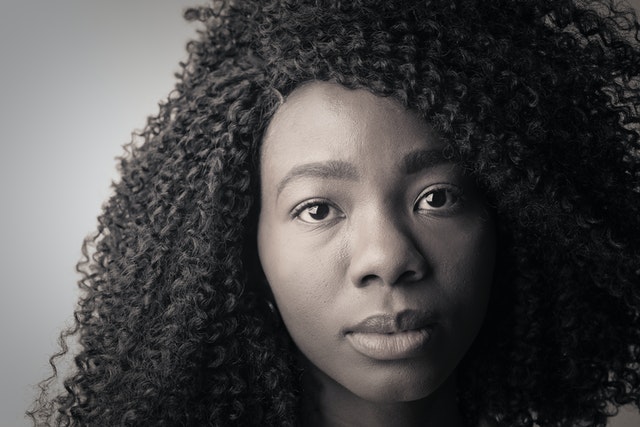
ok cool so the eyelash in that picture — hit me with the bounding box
[291,199,342,223]
[414,184,464,214]
[291,185,465,223]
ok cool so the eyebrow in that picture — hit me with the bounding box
[275,148,451,197]
[276,160,359,197]
[402,149,450,175]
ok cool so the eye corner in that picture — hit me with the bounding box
[291,199,345,224]
[414,184,465,213]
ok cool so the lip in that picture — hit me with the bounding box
[345,309,436,334]
[344,309,437,360]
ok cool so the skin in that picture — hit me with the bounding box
[257,81,496,427]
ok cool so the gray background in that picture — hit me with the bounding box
[1,1,639,426]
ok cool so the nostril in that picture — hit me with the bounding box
[360,274,378,285]
[359,270,422,287]
[396,270,421,284]
[348,226,428,288]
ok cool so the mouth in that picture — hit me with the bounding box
[344,309,437,360]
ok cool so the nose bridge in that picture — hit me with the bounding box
[348,204,427,287]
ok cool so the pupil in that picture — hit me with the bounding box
[309,204,329,220]
[427,190,447,208]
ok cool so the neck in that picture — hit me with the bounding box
[302,366,465,427]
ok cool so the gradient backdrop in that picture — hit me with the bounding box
[1,1,639,426]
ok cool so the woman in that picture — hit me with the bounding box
[30,0,640,426]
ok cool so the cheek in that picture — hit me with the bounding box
[436,218,496,334]
[433,212,495,282]
[260,250,344,370]
[257,220,343,336]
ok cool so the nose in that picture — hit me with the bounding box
[347,210,429,288]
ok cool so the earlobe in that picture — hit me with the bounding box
[250,245,281,321]
[262,276,285,328]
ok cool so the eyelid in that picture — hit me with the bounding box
[290,198,323,219]
[414,183,464,212]
[290,198,344,223]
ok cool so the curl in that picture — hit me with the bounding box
[29,1,640,425]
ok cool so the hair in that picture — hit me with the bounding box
[29,0,640,426]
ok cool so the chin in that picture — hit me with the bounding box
[344,363,453,404]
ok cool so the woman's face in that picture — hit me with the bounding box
[257,81,495,403]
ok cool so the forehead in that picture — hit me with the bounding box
[260,82,440,170]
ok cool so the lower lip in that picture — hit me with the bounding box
[346,327,434,360]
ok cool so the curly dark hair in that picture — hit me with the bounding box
[29,0,640,426]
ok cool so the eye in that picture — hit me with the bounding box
[415,185,463,213]
[292,200,343,224]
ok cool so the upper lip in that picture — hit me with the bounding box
[345,309,437,334]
